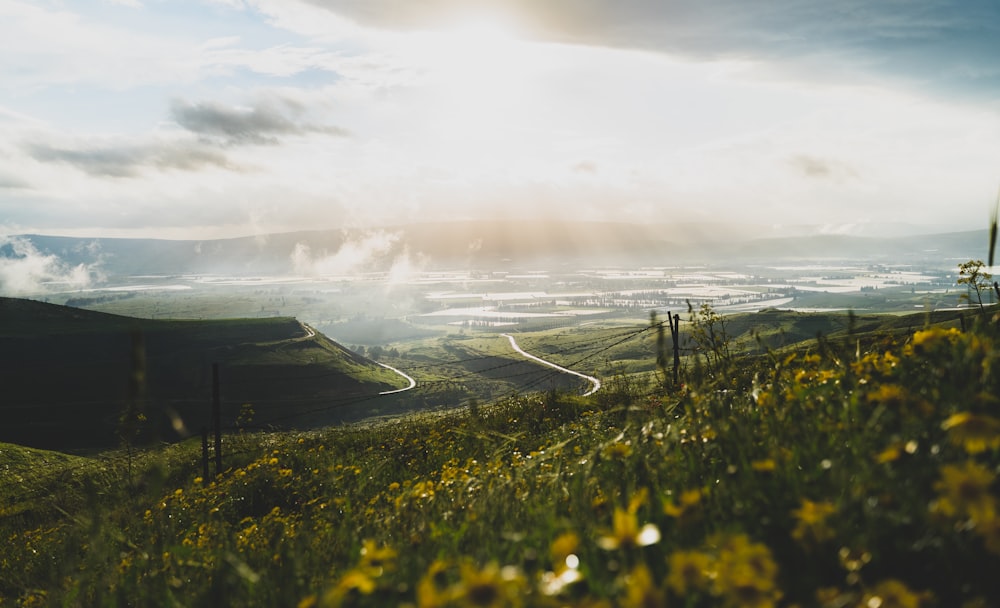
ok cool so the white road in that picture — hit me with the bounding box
[300,322,416,395]
[500,333,602,397]
[377,362,417,395]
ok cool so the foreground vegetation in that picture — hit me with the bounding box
[3,304,1000,605]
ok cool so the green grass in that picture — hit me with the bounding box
[0,298,408,452]
[2,307,999,606]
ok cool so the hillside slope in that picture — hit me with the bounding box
[0,298,409,451]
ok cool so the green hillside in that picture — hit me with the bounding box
[2,305,998,606]
[0,298,409,451]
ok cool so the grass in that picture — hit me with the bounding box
[0,298,409,452]
[2,304,999,606]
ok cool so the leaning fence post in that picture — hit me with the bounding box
[212,363,222,476]
[201,426,210,481]
[671,313,681,386]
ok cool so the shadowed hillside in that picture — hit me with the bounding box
[0,298,409,451]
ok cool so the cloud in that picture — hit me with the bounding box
[25,139,237,177]
[0,235,99,295]
[291,231,401,276]
[789,155,858,181]
[171,98,349,146]
[300,0,1000,98]
[0,173,29,189]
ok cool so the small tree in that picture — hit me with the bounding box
[957,259,993,318]
[688,300,731,370]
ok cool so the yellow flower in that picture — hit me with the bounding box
[455,562,522,608]
[417,560,453,608]
[877,444,903,464]
[549,532,579,573]
[621,563,664,608]
[909,327,961,352]
[751,459,777,472]
[712,534,781,608]
[933,461,997,524]
[359,540,397,575]
[603,441,632,459]
[861,579,924,608]
[322,569,376,606]
[942,412,1000,454]
[663,488,703,520]
[597,508,661,550]
[666,549,711,595]
[791,499,837,546]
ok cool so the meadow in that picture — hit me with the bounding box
[2,297,999,606]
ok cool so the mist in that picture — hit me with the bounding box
[0,235,99,296]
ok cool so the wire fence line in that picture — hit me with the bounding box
[2,323,679,511]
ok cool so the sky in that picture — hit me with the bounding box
[1,0,999,240]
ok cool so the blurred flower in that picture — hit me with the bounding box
[751,459,777,472]
[455,562,523,608]
[942,412,1000,454]
[861,579,925,608]
[712,534,781,608]
[621,563,664,608]
[663,488,703,520]
[933,461,997,523]
[791,499,837,546]
[666,549,711,595]
[597,508,661,550]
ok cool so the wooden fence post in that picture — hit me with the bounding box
[201,427,210,481]
[212,363,222,476]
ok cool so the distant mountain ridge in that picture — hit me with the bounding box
[5,221,989,279]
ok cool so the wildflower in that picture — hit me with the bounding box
[597,508,661,550]
[791,499,837,546]
[867,384,909,408]
[712,534,781,608]
[877,444,903,464]
[455,562,522,608]
[942,412,1000,454]
[861,579,925,608]
[933,461,997,523]
[321,569,376,606]
[666,549,711,595]
[417,560,453,608]
[549,532,579,573]
[603,441,632,459]
[663,488,703,520]
[621,563,664,608]
[359,540,397,575]
[751,459,776,472]
[909,327,961,353]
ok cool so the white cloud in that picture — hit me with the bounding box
[291,231,401,276]
[0,236,99,295]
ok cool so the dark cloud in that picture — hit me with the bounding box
[789,155,858,181]
[171,99,349,146]
[305,0,1000,98]
[26,140,237,178]
[0,173,29,189]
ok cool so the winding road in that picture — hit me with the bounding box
[500,333,602,397]
[377,362,417,395]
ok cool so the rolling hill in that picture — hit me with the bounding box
[7,222,988,279]
[0,297,410,451]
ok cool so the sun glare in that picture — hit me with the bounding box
[390,14,542,147]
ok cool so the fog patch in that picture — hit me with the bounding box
[0,235,99,295]
[291,231,401,276]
